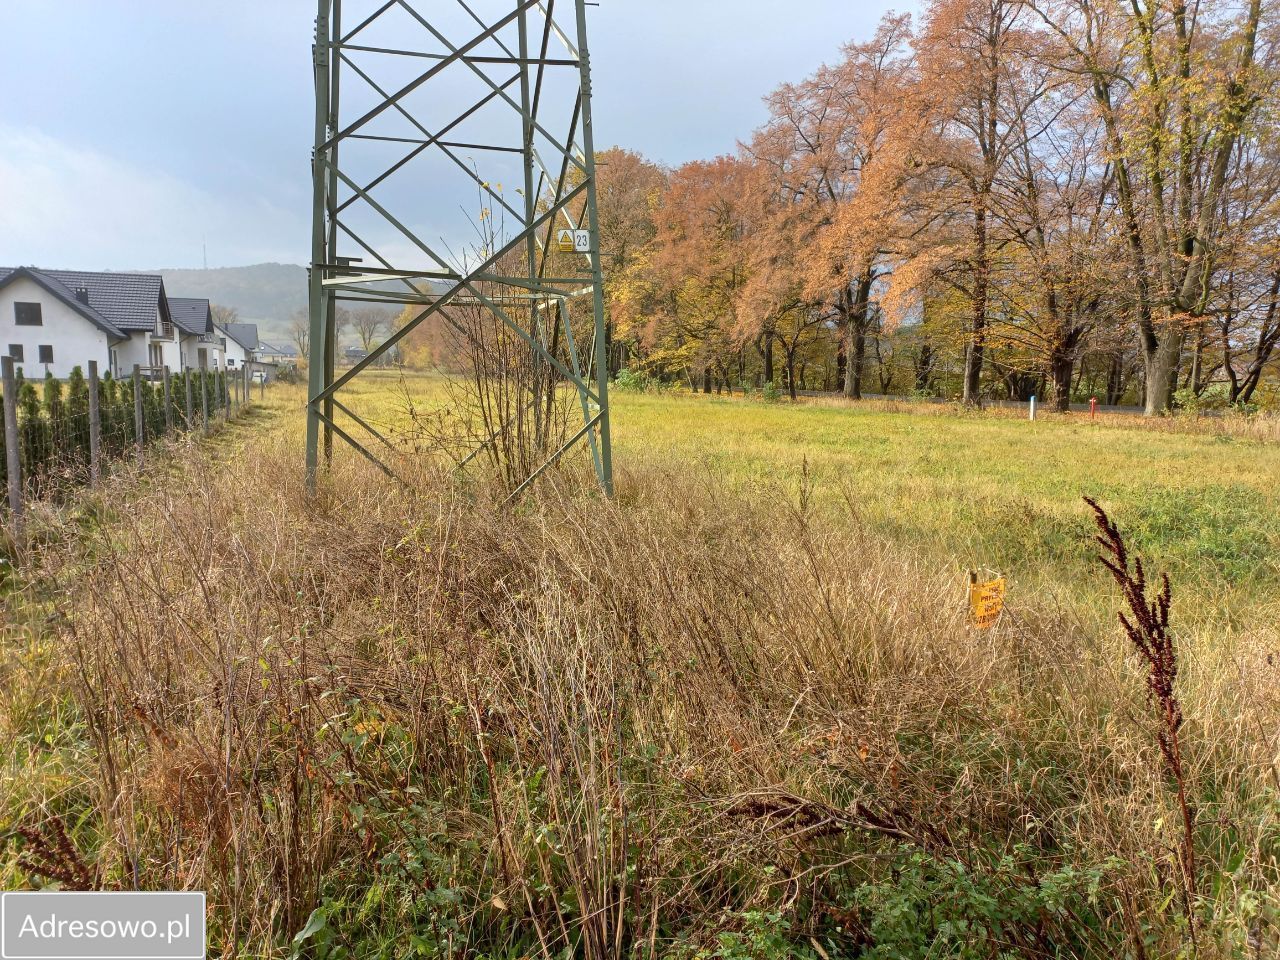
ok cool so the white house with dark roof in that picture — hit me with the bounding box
[0,266,180,379]
[0,267,125,378]
[218,322,259,370]
[169,297,226,371]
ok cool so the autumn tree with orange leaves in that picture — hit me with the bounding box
[391,1,1280,412]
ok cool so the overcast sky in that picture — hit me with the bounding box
[0,1,912,271]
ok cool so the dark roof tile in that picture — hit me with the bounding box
[0,266,166,333]
[0,266,128,338]
[220,322,259,351]
[168,297,214,336]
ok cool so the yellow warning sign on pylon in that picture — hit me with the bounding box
[968,572,1005,629]
[557,229,575,253]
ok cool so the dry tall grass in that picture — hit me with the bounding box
[8,414,1280,957]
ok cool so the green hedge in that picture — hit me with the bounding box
[0,366,233,497]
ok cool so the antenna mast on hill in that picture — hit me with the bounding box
[304,0,613,496]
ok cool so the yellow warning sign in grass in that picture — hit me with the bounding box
[969,573,1006,629]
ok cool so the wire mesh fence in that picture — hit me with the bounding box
[1,362,249,517]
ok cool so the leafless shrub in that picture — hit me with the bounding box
[435,282,577,491]
[394,183,584,493]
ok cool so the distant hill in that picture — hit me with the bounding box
[154,263,306,340]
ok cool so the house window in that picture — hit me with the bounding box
[14,302,42,326]
[8,344,24,362]
[38,345,53,364]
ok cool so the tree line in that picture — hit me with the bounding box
[593,0,1276,413]
[288,305,395,360]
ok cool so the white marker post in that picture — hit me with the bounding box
[1029,395,1037,421]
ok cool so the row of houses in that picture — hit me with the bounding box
[0,265,296,381]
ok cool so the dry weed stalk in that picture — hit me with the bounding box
[15,816,94,890]
[1085,496,1198,939]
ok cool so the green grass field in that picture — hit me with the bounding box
[339,371,1280,617]
[613,391,1280,601]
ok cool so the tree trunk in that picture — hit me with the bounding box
[786,349,798,401]
[1143,330,1183,416]
[1188,322,1206,393]
[915,343,934,393]
[1047,325,1084,413]
[702,367,712,394]
[843,272,873,399]
[1106,352,1126,405]
[849,323,866,400]
[1236,270,1280,403]
[963,206,989,406]
[762,335,774,385]
[605,319,615,376]
[1050,353,1073,413]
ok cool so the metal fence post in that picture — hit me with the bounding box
[3,355,23,538]
[260,368,265,399]
[162,365,173,434]
[132,364,144,466]
[200,369,210,436]
[88,360,101,486]
[185,367,195,431]
[244,365,251,408]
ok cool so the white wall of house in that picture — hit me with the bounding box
[110,302,183,378]
[0,276,114,379]
[112,331,179,377]
[179,334,225,371]
[220,331,249,369]
[111,332,149,375]
[151,331,182,372]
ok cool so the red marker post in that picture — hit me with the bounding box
[1089,396,1097,421]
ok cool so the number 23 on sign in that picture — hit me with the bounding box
[557,228,591,253]
[968,572,1006,629]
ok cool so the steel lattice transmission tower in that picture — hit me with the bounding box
[305,0,612,497]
